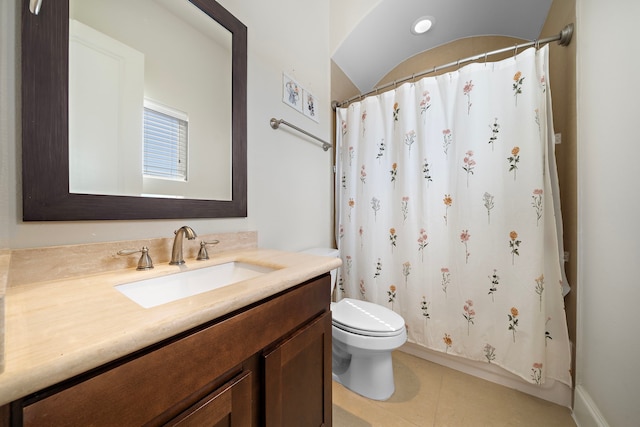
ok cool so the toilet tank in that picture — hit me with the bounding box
[300,247,340,292]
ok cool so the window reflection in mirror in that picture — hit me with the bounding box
[68,0,232,201]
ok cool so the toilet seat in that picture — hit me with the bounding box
[332,298,405,337]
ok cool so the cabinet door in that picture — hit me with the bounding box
[264,312,332,427]
[166,371,252,427]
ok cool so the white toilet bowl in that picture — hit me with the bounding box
[301,248,407,401]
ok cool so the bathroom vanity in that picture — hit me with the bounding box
[0,246,339,426]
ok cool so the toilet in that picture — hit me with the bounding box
[302,248,407,401]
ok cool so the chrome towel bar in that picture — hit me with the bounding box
[270,118,332,151]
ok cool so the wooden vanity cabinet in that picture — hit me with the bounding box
[8,275,332,426]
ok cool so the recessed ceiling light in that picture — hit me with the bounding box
[411,16,434,35]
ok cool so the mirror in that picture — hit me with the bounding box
[21,0,247,220]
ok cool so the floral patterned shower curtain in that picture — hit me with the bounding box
[335,46,571,386]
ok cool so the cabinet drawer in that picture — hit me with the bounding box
[166,371,252,427]
[20,275,329,426]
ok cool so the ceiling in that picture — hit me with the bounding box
[332,0,553,93]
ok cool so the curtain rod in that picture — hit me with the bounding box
[332,23,574,109]
[270,118,332,151]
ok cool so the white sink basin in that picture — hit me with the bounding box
[115,262,275,308]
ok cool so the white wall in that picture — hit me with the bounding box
[574,0,640,426]
[0,0,332,252]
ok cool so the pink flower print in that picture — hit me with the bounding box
[420,91,432,122]
[359,226,364,249]
[512,71,524,106]
[360,164,367,189]
[463,80,474,114]
[460,229,471,263]
[462,150,476,187]
[401,196,410,222]
[442,129,452,157]
[532,188,543,226]
[540,75,547,93]
[417,229,428,262]
[338,224,344,240]
[441,267,451,296]
[348,146,354,166]
[463,299,475,335]
[341,120,347,137]
[361,110,367,136]
[531,362,543,384]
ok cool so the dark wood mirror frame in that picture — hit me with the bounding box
[21,0,247,220]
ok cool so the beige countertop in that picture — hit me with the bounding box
[0,248,341,406]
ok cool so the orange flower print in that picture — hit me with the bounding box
[390,162,398,187]
[387,285,397,310]
[443,333,453,353]
[443,194,452,225]
[508,307,519,342]
[509,230,521,265]
[512,71,525,106]
[389,227,397,252]
[393,102,400,126]
[508,146,520,180]
[348,198,355,221]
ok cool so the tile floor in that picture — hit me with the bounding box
[332,351,576,426]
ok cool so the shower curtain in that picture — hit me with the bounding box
[335,46,571,387]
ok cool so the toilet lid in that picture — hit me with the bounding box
[332,298,405,337]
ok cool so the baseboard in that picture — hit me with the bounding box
[572,385,610,427]
[400,342,573,408]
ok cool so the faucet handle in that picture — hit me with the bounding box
[197,240,220,261]
[118,246,154,270]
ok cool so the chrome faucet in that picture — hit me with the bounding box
[170,226,197,265]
